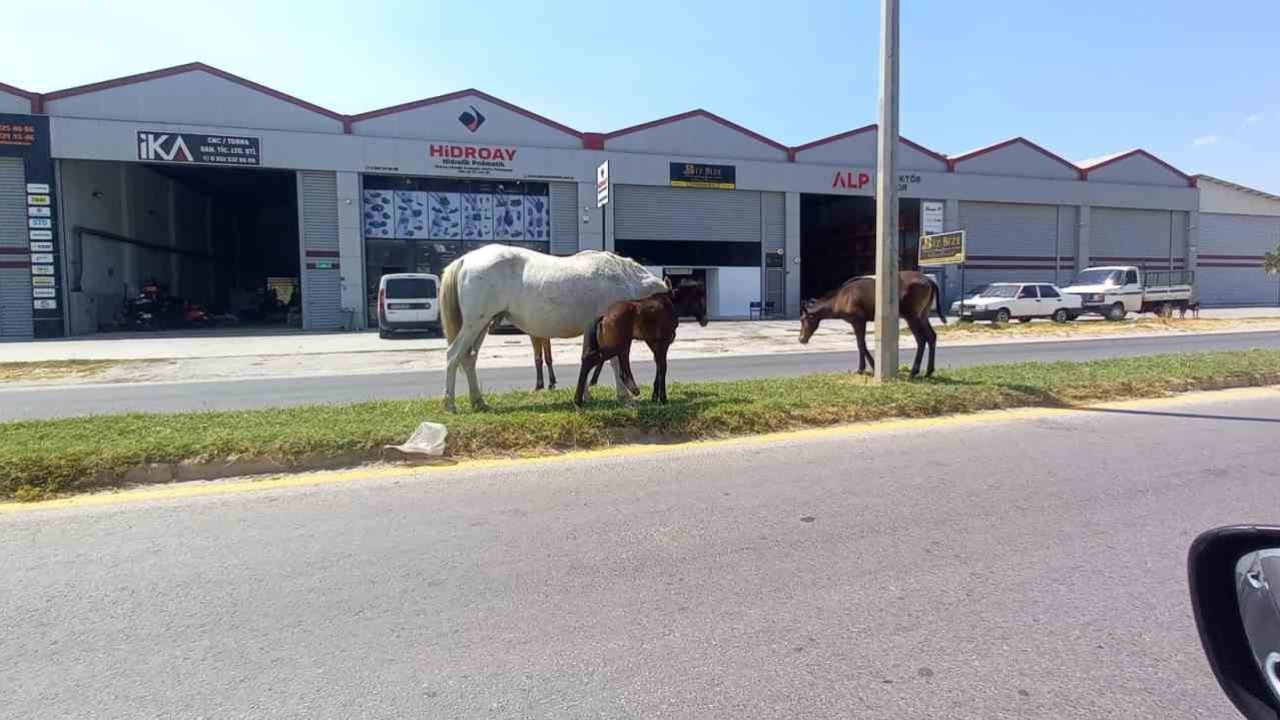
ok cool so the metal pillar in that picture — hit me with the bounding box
[873,0,900,380]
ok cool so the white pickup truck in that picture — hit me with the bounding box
[1061,266,1195,321]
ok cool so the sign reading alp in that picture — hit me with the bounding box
[596,161,609,207]
[918,230,966,266]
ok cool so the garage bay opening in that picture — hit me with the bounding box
[800,194,921,301]
[60,160,300,335]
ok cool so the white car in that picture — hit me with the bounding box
[377,273,441,338]
[952,282,1083,324]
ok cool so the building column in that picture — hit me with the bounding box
[784,191,800,317]
[942,199,961,300]
[576,181,603,251]
[1076,205,1091,273]
[335,171,366,329]
[1185,210,1199,274]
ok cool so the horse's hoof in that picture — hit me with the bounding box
[472,400,489,412]
[444,401,457,414]
[548,383,557,390]
[534,385,544,391]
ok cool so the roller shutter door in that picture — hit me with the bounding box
[762,191,785,314]
[615,185,761,242]
[549,182,579,255]
[1198,213,1280,306]
[1091,207,1184,268]
[957,201,1063,291]
[0,158,33,340]
[298,170,342,330]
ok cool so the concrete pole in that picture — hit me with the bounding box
[873,0,900,380]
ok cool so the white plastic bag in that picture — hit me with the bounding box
[385,421,448,457]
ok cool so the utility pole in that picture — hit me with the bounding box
[873,0,901,380]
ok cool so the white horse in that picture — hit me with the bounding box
[439,245,668,412]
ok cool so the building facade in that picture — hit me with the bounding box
[0,63,1276,341]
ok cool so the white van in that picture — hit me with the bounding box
[377,273,440,338]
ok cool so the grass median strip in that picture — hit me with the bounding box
[3,349,1279,501]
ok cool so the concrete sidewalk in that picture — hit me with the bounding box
[2,308,1279,387]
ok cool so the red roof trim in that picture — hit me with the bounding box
[948,137,1084,178]
[41,62,347,123]
[790,124,877,153]
[788,124,949,165]
[1079,149,1195,187]
[602,109,790,154]
[0,81,39,113]
[0,80,35,99]
[351,88,582,137]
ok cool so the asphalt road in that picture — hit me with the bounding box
[3,331,1279,420]
[3,390,1277,718]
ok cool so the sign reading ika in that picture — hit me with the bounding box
[428,143,519,176]
[137,132,261,166]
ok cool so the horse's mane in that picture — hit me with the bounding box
[574,250,664,290]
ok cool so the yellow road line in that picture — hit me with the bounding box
[3,385,1275,515]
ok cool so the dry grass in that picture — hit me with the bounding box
[938,316,1279,339]
[0,360,126,383]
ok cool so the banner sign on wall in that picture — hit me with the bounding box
[918,230,966,266]
[428,143,518,177]
[922,201,945,234]
[0,112,63,338]
[670,162,736,190]
[137,131,261,166]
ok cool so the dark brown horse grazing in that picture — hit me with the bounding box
[799,271,947,377]
[575,283,708,407]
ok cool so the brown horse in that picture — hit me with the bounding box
[799,271,946,377]
[530,336,556,390]
[575,283,708,407]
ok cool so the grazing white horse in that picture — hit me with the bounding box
[439,245,668,412]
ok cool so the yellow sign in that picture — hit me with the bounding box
[919,230,966,266]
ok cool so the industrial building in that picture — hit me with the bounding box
[1,63,1276,340]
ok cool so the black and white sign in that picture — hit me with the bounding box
[31,264,55,275]
[922,201,945,234]
[33,299,57,310]
[27,205,51,217]
[31,253,53,264]
[29,229,52,240]
[670,162,736,190]
[596,161,610,207]
[25,183,49,194]
[137,131,261,166]
[28,218,51,229]
[33,288,56,299]
[29,241,53,252]
[31,276,55,287]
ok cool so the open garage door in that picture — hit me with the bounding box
[60,160,302,336]
[800,195,919,301]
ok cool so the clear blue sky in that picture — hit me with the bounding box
[5,0,1278,189]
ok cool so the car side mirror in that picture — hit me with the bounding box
[1189,526,1280,719]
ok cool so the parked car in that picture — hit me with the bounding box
[952,282,1082,324]
[1061,265,1195,321]
[377,273,440,338]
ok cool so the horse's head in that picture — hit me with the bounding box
[673,284,709,327]
[799,299,823,344]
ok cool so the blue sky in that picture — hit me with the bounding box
[5,0,1278,189]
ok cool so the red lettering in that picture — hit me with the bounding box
[503,149,516,161]
[832,172,847,189]
[858,172,870,188]
[463,147,476,159]
[478,147,493,160]
[429,145,445,157]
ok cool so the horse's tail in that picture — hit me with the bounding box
[929,277,947,324]
[440,257,464,344]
